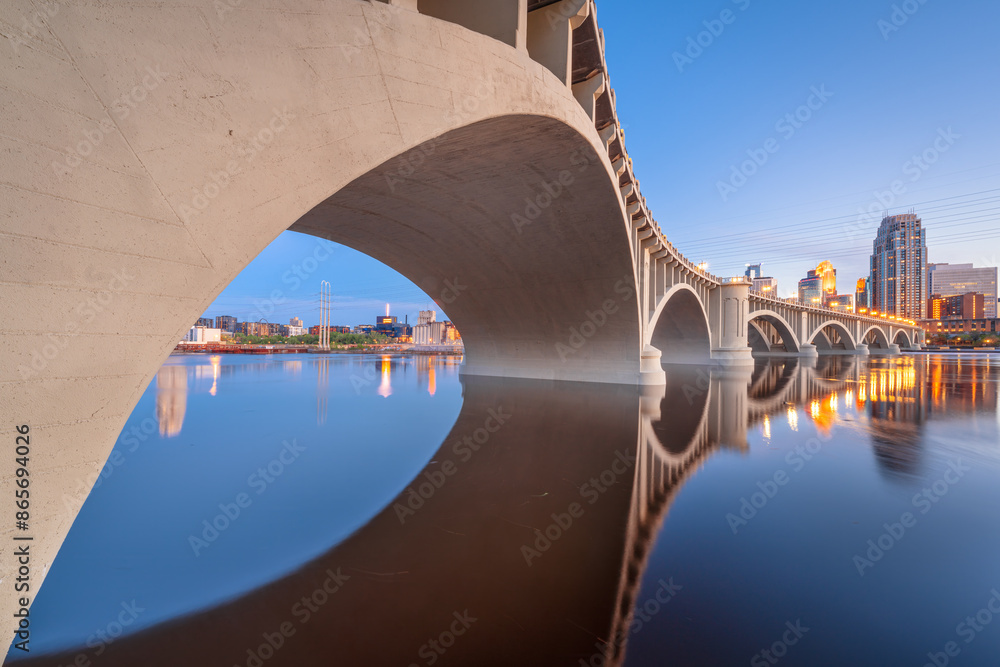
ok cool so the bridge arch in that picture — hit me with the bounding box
[748,320,772,354]
[748,310,801,354]
[648,284,712,364]
[0,0,652,630]
[893,330,913,349]
[862,325,891,350]
[810,320,858,351]
[294,113,642,382]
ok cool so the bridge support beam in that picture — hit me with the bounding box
[527,0,589,85]
[709,282,754,368]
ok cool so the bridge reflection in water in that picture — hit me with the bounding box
[19,356,992,666]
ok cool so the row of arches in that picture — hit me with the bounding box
[649,287,915,363]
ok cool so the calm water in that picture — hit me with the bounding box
[11,353,1000,666]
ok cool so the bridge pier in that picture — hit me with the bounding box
[640,345,667,386]
[854,343,870,356]
[798,343,819,358]
[710,282,755,369]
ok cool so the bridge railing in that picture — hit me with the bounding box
[748,289,920,327]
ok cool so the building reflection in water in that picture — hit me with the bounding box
[377,355,393,398]
[25,355,1000,667]
[155,365,188,438]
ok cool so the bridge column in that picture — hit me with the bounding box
[796,311,818,357]
[854,343,870,356]
[709,282,754,368]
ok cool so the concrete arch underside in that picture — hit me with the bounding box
[0,0,641,632]
[893,330,913,348]
[748,311,801,354]
[810,320,857,351]
[863,326,892,350]
[648,285,711,364]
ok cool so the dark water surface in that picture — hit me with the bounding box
[10,353,1000,666]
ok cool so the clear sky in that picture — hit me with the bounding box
[203,0,1000,327]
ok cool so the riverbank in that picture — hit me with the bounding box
[172,343,464,355]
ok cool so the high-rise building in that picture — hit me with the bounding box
[195,317,214,328]
[745,264,777,294]
[215,315,237,333]
[815,261,837,295]
[928,263,997,318]
[870,212,927,319]
[855,279,869,309]
[798,261,836,306]
[798,271,823,306]
[753,277,778,294]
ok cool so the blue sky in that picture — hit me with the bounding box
[203,0,1000,327]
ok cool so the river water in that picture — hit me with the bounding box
[10,353,1000,666]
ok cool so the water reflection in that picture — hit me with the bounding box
[16,355,1000,666]
[316,356,329,426]
[154,365,187,437]
[377,355,393,398]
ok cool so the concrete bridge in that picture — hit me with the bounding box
[0,0,923,634]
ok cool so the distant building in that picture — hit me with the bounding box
[815,261,837,294]
[928,263,997,318]
[798,271,823,306]
[184,326,221,343]
[752,277,778,294]
[870,212,927,319]
[798,261,837,306]
[237,321,272,336]
[418,310,436,325]
[375,315,397,335]
[414,319,460,345]
[215,315,237,333]
[855,279,869,309]
[195,317,214,328]
[308,325,347,336]
[745,265,777,294]
[287,325,304,337]
[928,292,985,321]
[290,316,304,328]
[924,318,999,336]
[825,294,854,311]
[354,324,376,335]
